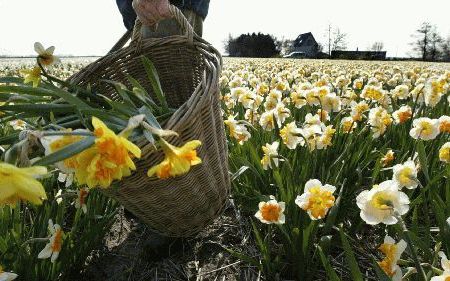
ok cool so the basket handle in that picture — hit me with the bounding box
[131,4,194,45]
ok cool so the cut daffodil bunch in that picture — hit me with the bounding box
[0,162,48,206]
[147,138,202,179]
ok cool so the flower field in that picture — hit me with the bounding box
[1,57,450,280]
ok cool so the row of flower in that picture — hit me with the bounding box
[221,58,449,280]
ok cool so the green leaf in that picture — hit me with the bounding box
[138,106,162,129]
[231,166,249,182]
[339,227,364,281]
[317,246,342,281]
[0,103,76,113]
[141,56,168,111]
[33,136,95,166]
[417,141,430,182]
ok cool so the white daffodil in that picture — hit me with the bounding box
[439,115,450,133]
[0,266,18,281]
[255,195,285,224]
[295,179,336,220]
[392,105,412,124]
[430,252,450,281]
[439,142,450,163]
[409,117,440,140]
[9,120,26,131]
[38,219,63,263]
[261,142,280,170]
[377,235,407,281]
[34,42,60,66]
[392,160,419,189]
[280,122,304,149]
[356,180,410,225]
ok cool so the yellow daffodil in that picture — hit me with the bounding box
[147,138,202,179]
[20,65,41,87]
[255,195,285,224]
[295,179,336,220]
[74,117,141,189]
[377,235,406,281]
[381,150,395,167]
[38,219,63,263]
[0,162,47,206]
[34,42,60,66]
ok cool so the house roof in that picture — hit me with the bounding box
[293,32,317,47]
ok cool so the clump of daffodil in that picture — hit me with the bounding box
[356,180,409,225]
[75,117,141,188]
[34,42,60,66]
[0,162,47,206]
[255,195,285,224]
[439,142,450,163]
[295,179,336,220]
[0,265,18,281]
[38,219,63,263]
[20,65,41,88]
[147,138,202,179]
[377,235,407,280]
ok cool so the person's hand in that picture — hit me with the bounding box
[132,0,172,27]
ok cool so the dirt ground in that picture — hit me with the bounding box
[76,201,263,281]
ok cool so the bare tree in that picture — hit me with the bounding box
[332,28,347,51]
[371,42,384,51]
[429,31,442,61]
[411,22,433,60]
[441,36,450,62]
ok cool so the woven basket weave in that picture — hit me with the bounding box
[69,5,229,237]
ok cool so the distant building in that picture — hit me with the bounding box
[331,50,387,60]
[292,32,319,58]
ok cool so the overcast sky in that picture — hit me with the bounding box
[0,0,449,57]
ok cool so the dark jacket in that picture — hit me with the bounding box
[116,0,210,30]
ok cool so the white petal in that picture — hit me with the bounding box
[34,42,45,54]
[304,179,322,191]
[37,243,52,259]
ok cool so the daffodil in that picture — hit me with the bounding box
[430,252,450,281]
[377,235,407,280]
[280,122,304,149]
[295,179,336,220]
[8,119,27,131]
[38,219,63,263]
[381,150,395,167]
[392,160,419,189]
[40,132,85,173]
[409,117,440,140]
[439,116,450,133]
[368,106,392,138]
[20,65,41,87]
[0,266,18,281]
[439,142,450,163]
[341,117,357,133]
[75,188,89,214]
[0,162,47,206]
[392,105,412,124]
[75,117,141,188]
[356,180,410,225]
[34,42,60,66]
[255,195,285,224]
[147,139,202,179]
[261,141,280,170]
[224,115,251,144]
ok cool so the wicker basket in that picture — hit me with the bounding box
[69,5,229,237]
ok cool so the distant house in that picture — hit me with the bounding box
[292,32,319,58]
[331,50,387,60]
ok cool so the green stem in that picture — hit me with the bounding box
[395,213,428,281]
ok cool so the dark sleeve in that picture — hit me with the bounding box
[116,0,210,30]
[116,0,137,30]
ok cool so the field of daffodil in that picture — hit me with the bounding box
[0,56,449,280]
